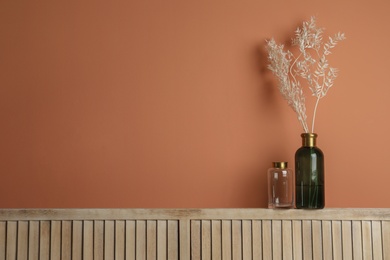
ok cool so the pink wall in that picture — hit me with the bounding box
[1,1,389,208]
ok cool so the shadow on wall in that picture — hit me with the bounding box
[257,42,278,112]
[248,22,308,207]
[256,41,295,153]
[237,42,297,208]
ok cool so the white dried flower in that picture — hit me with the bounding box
[266,16,345,133]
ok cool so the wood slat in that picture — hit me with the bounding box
[332,221,343,259]
[6,221,17,260]
[191,220,201,260]
[322,220,333,260]
[272,220,282,260]
[167,220,178,260]
[292,220,303,260]
[0,222,5,260]
[302,220,313,260]
[125,220,136,260]
[311,220,322,260]
[362,221,373,260]
[29,221,40,260]
[371,221,383,260]
[382,221,390,260]
[352,221,363,260]
[242,220,252,260]
[157,220,167,260]
[232,220,242,260]
[211,220,222,260]
[40,221,51,260]
[147,220,157,260]
[51,221,61,260]
[342,220,353,260]
[62,221,72,260]
[179,219,191,260]
[17,221,28,260]
[136,220,146,260]
[72,221,83,260]
[282,220,293,260]
[105,220,115,260]
[94,220,104,260]
[116,220,126,260]
[221,220,232,260]
[262,220,272,260]
[252,220,262,260]
[83,221,94,260]
[201,220,211,260]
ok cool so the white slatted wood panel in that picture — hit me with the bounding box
[0,219,181,260]
[189,217,390,260]
[0,208,389,260]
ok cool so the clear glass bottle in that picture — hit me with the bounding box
[295,133,325,209]
[267,162,294,209]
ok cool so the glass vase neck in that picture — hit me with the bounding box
[272,162,288,169]
[301,133,317,147]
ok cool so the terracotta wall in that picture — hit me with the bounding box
[1,1,389,208]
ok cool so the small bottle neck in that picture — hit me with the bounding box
[301,133,317,147]
[273,162,288,169]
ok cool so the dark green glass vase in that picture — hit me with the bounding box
[295,133,324,209]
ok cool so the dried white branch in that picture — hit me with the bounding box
[266,16,345,133]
